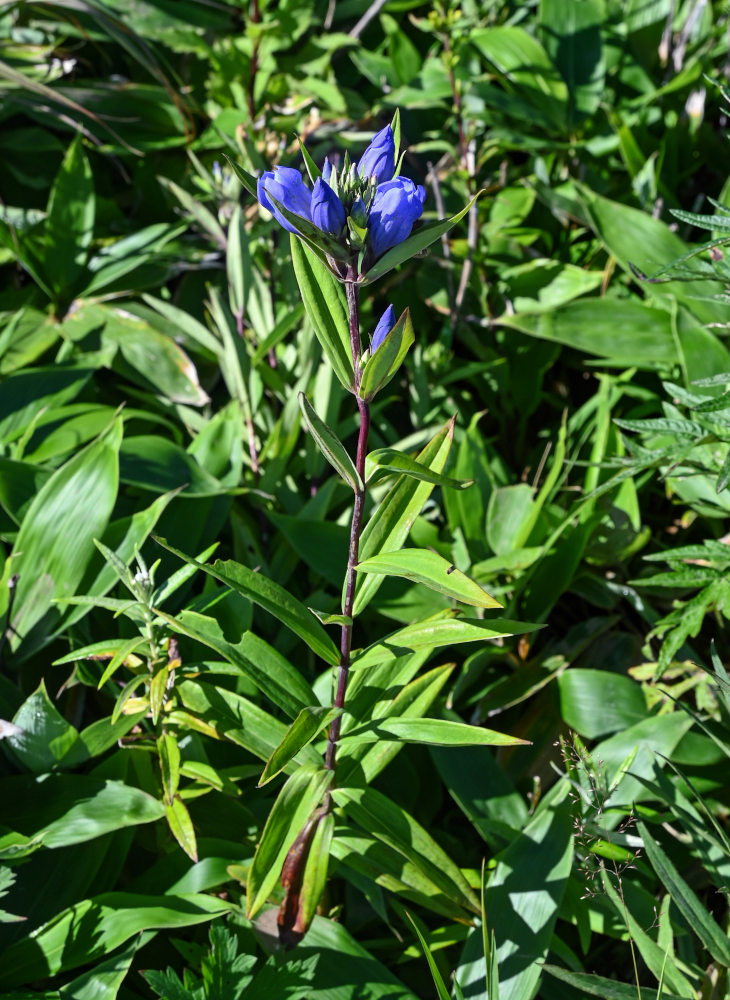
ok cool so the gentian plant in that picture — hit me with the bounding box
[228,115,532,947]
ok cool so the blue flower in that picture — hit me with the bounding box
[358,125,396,184]
[257,166,312,233]
[367,178,426,258]
[371,304,395,352]
[311,177,346,236]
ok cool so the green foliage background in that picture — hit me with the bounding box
[2,0,730,997]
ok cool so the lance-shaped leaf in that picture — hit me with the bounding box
[340,717,528,748]
[366,448,473,489]
[293,810,334,938]
[299,393,362,491]
[357,548,502,609]
[247,765,332,919]
[351,613,542,672]
[155,539,340,667]
[359,308,414,400]
[352,419,454,616]
[333,785,479,914]
[260,706,342,786]
[290,235,354,392]
[362,191,484,284]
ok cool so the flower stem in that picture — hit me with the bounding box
[325,265,369,777]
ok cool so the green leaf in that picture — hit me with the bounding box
[341,717,528,748]
[362,192,484,284]
[333,785,479,914]
[57,937,140,1000]
[599,870,695,998]
[290,235,354,391]
[165,795,198,863]
[470,26,568,129]
[0,892,231,988]
[267,192,350,262]
[5,680,80,773]
[543,965,692,1000]
[407,913,452,1000]
[359,308,414,399]
[1,774,164,850]
[457,788,573,1000]
[246,765,332,919]
[260,706,342,785]
[44,134,94,304]
[538,0,605,120]
[157,609,317,718]
[10,419,121,654]
[156,540,341,667]
[352,614,542,672]
[299,392,362,491]
[224,156,258,199]
[558,669,648,739]
[638,821,730,966]
[175,680,321,768]
[353,419,455,615]
[498,299,679,367]
[295,810,334,937]
[356,548,502,609]
[366,448,473,490]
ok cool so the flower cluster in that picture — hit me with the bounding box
[257,125,425,265]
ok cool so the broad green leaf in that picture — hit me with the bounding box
[366,448,473,490]
[356,549,502,609]
[157,609,316,718]
[498,299,678,366]
[558,668,647,739]
[1,775,164,850]
[0,892,231,988]
[638,821,730,966]
[359,308,414,399]
[340,717,527,748]
[58,938,140,1000]
[538,0,605,120]
[9,418,122,653]
[457,787,573,1000]
[247,765,332,918]
[5,680,79,773]
[352,614,542,672]
[260,706,342,785]
[470,27,568,129]
[290,235,354,391]
[156,540,340,667]
[175,680,321,768]
[333,786,479,914]
[332,824,471,921]
[543,965,692,1000]
[59,489,178,633]
[44,134,94,304]
[362,192,484,284]
[299,392,362,491]
[353,419,454,615]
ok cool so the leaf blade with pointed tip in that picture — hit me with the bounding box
[362,192,484,284]
[357,548,502,609]
[260,706,342,785]
[299,393,362,491]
